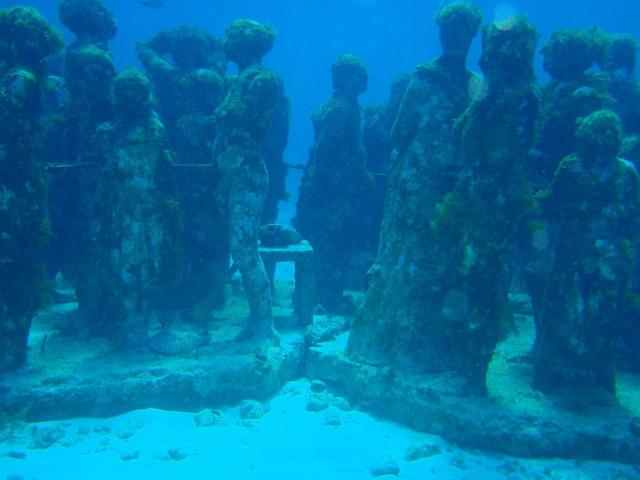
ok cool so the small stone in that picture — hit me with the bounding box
[306,394,330,412]
[239,400,266,420]
[115,418,148,440]
[194,409,229,427]
[29,424,66,449]
[497,460,526,476]
[405,440,442,461]
[331,396,352,411]
[323,407,342,427]
[310,380,327,393]
[370,460,400,477]
[6,475,25,480]
[93,425,111,434]
[120,450,139,461]
[4,451,26,460]
[450,453,468,470]
[167,448,188,461]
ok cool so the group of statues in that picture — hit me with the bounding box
[0,0,289,370]
[347,2,640,403]
[1,0,639,408]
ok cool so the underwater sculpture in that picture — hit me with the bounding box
[534,28,605,188]
[597,33,640,167]
[443,16,540,393]
[533,110,640,400]
[46,0,117,289]
[78,69,183,347]
[294,54,373,314]
[137,25,226,145]
[214,19,284,344]
[260,76,290,227]
[0,6,63,372]
[362,72,411,254]
[58,0,117,49]
[138,26,229,309]
[348,1,482,379]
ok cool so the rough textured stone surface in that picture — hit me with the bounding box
[294,54,374,313]
[308,334,640,465]
[0,328,304,422]
[347,2,483,379]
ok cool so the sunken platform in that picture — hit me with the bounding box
[1,285,639,466]
[306,323,640,466]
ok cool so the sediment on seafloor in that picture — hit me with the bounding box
[1,294,639,466]
[307,331,640,466]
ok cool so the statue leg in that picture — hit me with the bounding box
[229,184,279,345]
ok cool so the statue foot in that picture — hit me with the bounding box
[233,317,280,347]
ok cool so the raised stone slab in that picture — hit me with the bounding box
[0,302,305,422]
[306,333,640,465]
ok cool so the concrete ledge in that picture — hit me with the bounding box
[0,302,305,422]
[306,334,640,465]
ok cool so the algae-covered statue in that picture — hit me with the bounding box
[58,0,117,163]
[362,72,412,253]
[442,16,540,394]
[47,0,117,292]
[534,110,640,402]
[78,69,183,348]
[294,54,373,314]
[348,1,482,376]
[214,20,284,344]
[59,0,116,49]
[138,26,229,309]
[597,33,640,167]
[0,6,63,372]
[137,25,226,144]
[534,28,604,188]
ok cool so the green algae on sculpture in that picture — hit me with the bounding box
[137,26,230,310]
[224,19,275,71]
[59,0,116,47]
[137,25,226,140]
[541,28,598,82]
[0,6,61,373]
[534,27,608,187]
[214,19,284,344]
[436,1,483,58]
[533,110,640,401]
[78,68,184,347]
[0,6,63,70]
[294,54,373,314]
[347,2,482,381]
[111,68,154,122]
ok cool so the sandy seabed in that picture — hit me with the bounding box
[1,378,638,480]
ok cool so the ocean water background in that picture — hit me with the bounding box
[6,0,640,211]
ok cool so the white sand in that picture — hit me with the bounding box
[1,379,637,480]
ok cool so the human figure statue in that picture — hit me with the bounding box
[47,0,117,289]
[137,25,226,145]
[441,16,540,394]
[0,6,63,372]
[79,69,183,347]
[138,26,229,310]
[348,1,482,375]
[534,110,640,403]
[214,19,284,344]
[362,72,411,254]
[534,28,604,188]
[294,54,373,314]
